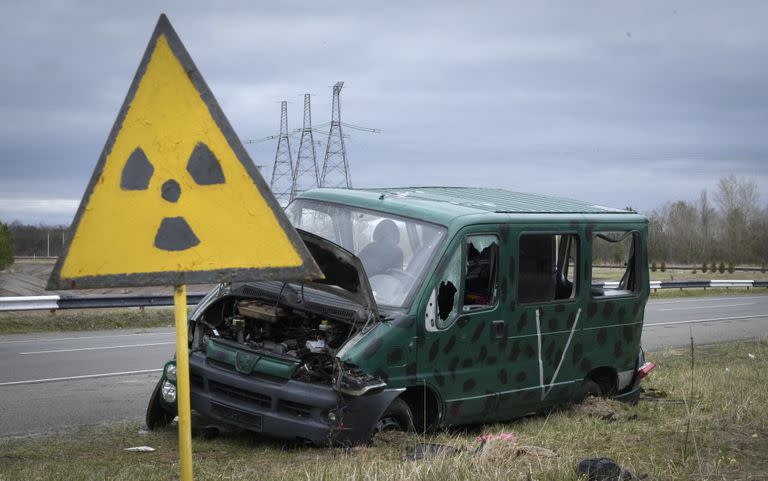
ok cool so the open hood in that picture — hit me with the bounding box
[297,229,379,321]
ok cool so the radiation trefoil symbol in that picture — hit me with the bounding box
[120,142,225,251]
[47,15,321,290]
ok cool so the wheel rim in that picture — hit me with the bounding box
[375,416,402,432]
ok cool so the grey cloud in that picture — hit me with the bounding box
[1,0,766,224]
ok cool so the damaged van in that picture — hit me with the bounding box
[146,187,655,445]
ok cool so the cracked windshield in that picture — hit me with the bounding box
[286,199,445,307]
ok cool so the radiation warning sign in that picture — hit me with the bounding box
[48,15,321,289]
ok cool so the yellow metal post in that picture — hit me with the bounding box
[174,284,193,481]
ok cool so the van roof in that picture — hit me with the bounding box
[297,187,643,226]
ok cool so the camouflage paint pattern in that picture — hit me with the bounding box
[339,215,649,427]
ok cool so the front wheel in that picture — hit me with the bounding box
[374,398,415,433]
[146,378,174,429]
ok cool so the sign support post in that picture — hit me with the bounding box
[174,284,193,481]
[46,15,322,481]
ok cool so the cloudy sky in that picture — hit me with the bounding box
[1,1,766,225]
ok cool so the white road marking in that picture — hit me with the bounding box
[0,368,163,386]
[20,341,175,355]
[0,331,175,345]
[649,296,768,305]
[646,314,768,327]
[658,302,755,311]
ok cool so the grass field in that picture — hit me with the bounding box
[1,338,766,481]
[0,307,174,335]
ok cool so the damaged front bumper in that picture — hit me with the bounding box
[177,351,402,445]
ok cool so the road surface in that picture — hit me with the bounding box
[1,295,767,437]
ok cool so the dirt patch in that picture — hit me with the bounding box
[571,396,626,422]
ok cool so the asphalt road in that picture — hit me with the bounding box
[1,295,767,437]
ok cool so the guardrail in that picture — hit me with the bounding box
[594,280,768,292]
[0,293,206,312]
[0,281,766,312]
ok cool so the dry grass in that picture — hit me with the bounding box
[2,338,767,480]
[0,307,174,335]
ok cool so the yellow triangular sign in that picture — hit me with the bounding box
[48,15,321,289]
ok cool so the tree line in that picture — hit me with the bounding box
[1,174,766,268]
[4,222,70,258]
[648,175,768,266]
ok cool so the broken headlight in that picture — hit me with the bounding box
[335,364,387,396]
[164,362,177,382]
[161,380,177,403]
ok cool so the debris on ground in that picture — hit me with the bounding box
[576,457,647,481]
[124,446,156,453]
[573,396,624,422]
[406,432,526,460]
[404,443,464,460]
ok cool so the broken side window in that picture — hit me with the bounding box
[591,231,638,297]
[436,248,461,329]
[463,234,499,311]
[518,233,579,304]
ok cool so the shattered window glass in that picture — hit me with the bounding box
[518,233,579,303]
[436,248,461,329]
[463,235,499,310]
[591,231,638,297]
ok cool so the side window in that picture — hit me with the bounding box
[463,235,499,311]
[435,248,461,329]
[591,231,638,297]
[518,233,579,304]
[433,234,500,329]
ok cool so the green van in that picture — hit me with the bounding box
[146,187,655,444]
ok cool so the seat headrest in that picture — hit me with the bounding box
[373,219,400,244]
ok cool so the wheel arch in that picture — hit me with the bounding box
[398,384,442,432]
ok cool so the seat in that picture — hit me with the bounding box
[358,220,404,276]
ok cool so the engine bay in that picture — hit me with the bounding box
[191,296,356,384]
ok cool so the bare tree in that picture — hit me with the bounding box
[715,175,759,263]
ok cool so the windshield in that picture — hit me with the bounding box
[286,199,446,307]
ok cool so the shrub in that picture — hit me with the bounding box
[727,262,735,274]
[718,262,725,274]
[701,262,708,273]
[711,262,718,273]
[0,222,14,270]
[660,261,666,272]
[762,263,767,274]
[651,261,657,272]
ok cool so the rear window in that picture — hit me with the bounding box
[591,231,639,297]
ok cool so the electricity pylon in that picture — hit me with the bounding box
[291,94,319,200]
[269,101,294,207]
[320,82,351,188]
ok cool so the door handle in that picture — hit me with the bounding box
[491,320,506,339]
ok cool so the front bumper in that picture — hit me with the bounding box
[185,351,401,445]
